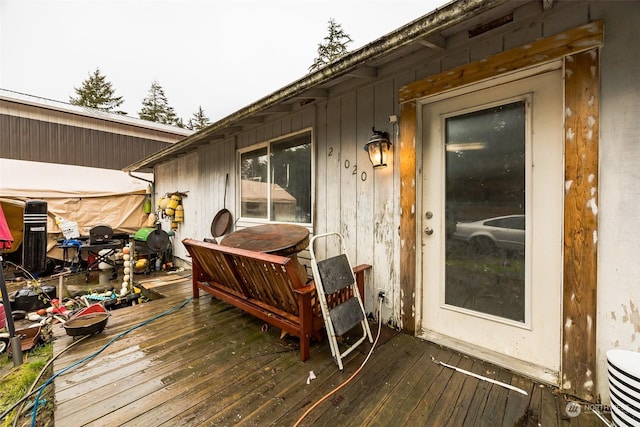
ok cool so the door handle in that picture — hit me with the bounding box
[424,227,434,235]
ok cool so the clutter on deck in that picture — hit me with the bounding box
[1,202,178,360]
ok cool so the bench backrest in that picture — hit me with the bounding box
[183,238,306,315]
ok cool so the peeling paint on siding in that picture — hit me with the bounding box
[623,301,640,333]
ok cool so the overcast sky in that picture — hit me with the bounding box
[0,0,449,123]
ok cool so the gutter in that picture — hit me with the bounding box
[123,0,509,172]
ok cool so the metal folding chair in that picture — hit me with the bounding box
[309,232,373,370]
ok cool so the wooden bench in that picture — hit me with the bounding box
[182,238,371,361]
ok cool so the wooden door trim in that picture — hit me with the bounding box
[398,21,602,400]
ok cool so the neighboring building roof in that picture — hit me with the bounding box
[0,88,193,137]
[124,0,512,172]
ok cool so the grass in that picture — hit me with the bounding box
[0,342,54,427]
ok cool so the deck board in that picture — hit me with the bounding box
[53,271,607,426]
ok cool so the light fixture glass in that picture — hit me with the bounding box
[364,128,392,168]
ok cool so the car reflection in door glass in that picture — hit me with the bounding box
[452,214,525,254]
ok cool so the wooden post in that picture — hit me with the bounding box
[562,48,600,401]
[399,101,417,332]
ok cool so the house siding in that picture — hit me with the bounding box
[0,98,187,171]
[593,0,640,404]
[152,0,640,403]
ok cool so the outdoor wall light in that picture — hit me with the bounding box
[364,127,392,168]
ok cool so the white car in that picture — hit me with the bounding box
[452,215,525,252]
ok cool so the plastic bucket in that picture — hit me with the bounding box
[98,249,113,270]
[607,349,640,426]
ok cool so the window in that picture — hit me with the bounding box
[239,130,312,224]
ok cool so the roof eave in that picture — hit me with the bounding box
[124,0,510,172]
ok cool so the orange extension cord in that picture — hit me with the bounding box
[293,297,384,427]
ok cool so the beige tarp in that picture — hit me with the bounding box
[0,159,152,258]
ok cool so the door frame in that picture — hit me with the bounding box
[398,22,602,401]
[416,66,563,385]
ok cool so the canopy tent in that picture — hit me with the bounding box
[0,159,153,258]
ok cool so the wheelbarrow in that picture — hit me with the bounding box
[5,325,42,354]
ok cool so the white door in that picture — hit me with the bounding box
[419,69,563,384]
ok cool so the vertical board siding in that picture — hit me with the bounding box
[339,93,358,259]
[372,79,398,320]
[562,49,599,401]
[356,86,375,300]
[313,102,328,260]
[155,152,200,261]
[0,115,173,170]
[325,98,343,254]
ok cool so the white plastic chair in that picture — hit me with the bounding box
[309,232,373,370]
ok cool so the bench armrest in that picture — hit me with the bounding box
[293,283,316,296]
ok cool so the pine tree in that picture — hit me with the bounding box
[138,81,182,127]
[186,106,211,131]
[308,18,353,72]
[69,68,126,114]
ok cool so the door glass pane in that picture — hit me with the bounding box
[444,101,526,322]
[240,147,268,219]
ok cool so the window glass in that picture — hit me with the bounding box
[270,135,312,222]
[240,147,268,218]
[239,131,312,223]
[445,101,526,322]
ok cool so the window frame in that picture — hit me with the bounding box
[236,128,314,226]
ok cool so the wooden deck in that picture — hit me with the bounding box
[52,271,607,426]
